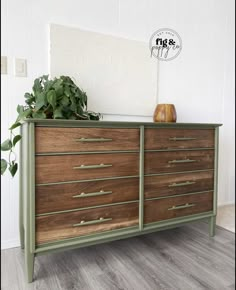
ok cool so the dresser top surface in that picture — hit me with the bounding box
[22,118,222,128]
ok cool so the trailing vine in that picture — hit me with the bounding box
[1,75,101,177]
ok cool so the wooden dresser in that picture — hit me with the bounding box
[20,120,221,282]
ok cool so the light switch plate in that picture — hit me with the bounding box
[1,56,7,74]
[14,58,27,77]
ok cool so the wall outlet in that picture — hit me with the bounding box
[14,58,27,77]
[1,56,7,74]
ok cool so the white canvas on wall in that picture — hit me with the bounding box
[50,24,157,116]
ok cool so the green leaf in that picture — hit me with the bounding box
[64,86,71,97]
[52,78,64,97]
[70,95,77,112]
[9,122,21,130]
[47,90,57,109]
[70,86,76,94]
[1,139,12,151]
[35,92,46,111]
[16,107,32,122]
[24,92,32,99]
[55,86,63,97]
[41,75,49,82]
[77,105,84,116]
[1,159,8,175]
[61,76,74,85]
[19,108,33,120]
[13,135,22,146]
[74,91,81,99]
[88,112,101,120]
[25,97,35,106]
[17,105,24,114]
[32,111,46,119]
[9,162,18,177]
[23,108,32,117]
[61,106,72,119]
[82,92,88,108]
[89,114,100,120]
[44,79,53,91]
[53,107,64,119]
[53,78,63,90]
[33,78,42,94]
[61,95,69,106]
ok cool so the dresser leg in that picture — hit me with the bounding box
[209,216,216,237]
[25,249,35,283]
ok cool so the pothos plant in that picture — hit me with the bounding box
[1,75,101,177]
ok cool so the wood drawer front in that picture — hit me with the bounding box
[145,150,214,174]
[144,171,214,199]
[35,127,139,153]
[145,128,214,150]
[36,153,139,184]
[36,177,139,214]
[36,202,139,244]
[144,191,213,224]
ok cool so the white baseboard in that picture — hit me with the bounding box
[218,201,235,207]
[1,239,20,250]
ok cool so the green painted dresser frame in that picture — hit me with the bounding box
[19,119,222,282]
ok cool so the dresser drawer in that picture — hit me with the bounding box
[36,177,139,214]
[144,191,213,224]
[145,128,214,150]
[36,202,139,244]
[35,127,139,153]
[145,150,214,174]
[36,153,139,184]
[144,171,214,199]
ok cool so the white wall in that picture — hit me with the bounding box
[218,3,235,205]
[1,0,235,249]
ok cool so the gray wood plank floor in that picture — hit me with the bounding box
[1,221,235,290]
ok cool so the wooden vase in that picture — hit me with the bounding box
[153,104,177,123]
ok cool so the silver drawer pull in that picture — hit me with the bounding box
[168,181,196,187]
[75,138,113,142]
[168,159,196,164]
[168,203,196,211]
[73,164,113,170]
[73,217,112,227]
[73,190,113,198]
[169,137,197,141]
